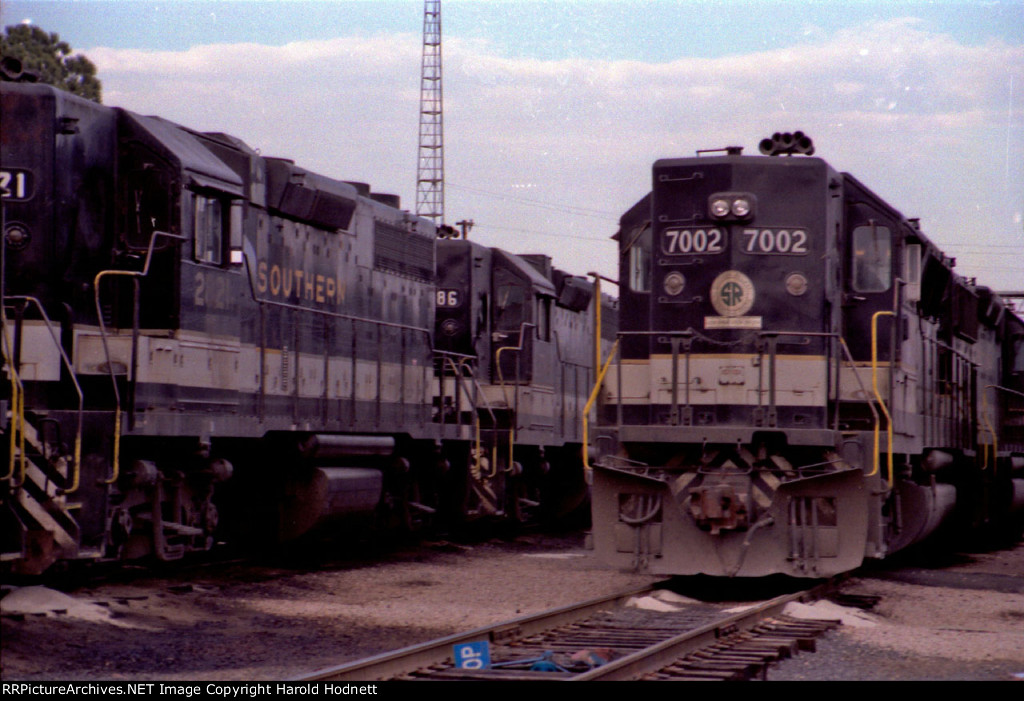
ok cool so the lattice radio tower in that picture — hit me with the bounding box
[416,0,444,224]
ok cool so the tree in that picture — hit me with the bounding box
[1,24,101,102]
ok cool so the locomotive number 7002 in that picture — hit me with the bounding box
[741,227,809,255]
[661,227,725,255]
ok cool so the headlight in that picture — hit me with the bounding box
[707,193,755,221]
[731,198,751,217]
[663,271,685,296]
[710,199,730,218]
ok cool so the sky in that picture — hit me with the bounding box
[3,0,1023,292]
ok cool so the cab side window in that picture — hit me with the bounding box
[628,224,652,293]
[194,193,224,265]
[536,295,551,341]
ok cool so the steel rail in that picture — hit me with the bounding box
[293,583,660,682]
[572,583,830,680]
[295,580,832,682]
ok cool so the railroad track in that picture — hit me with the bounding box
[297,581,845,681]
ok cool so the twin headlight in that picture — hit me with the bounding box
[708,193,754,220]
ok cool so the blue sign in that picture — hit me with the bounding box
[453,640,491,670]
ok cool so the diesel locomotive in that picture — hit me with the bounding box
[590,134,1024,577]
[0,80,615,575]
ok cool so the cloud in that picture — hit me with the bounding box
[87,17,1023,288]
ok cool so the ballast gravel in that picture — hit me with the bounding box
[1,534,1021,681]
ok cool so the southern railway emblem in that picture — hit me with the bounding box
[710,270,755,317]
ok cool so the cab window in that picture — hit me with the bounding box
[536,296,551,341]
[627,224,652,293]
[852,224,891,293]
[495,283,526,331]
[194,193,225,265]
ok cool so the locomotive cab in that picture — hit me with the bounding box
[640,152,840,434]
[490,250,558,387]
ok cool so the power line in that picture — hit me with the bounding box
[941,243,1023,251]
[448,181,621,221]
[471,221,614,243]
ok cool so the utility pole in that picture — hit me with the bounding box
[417,0,444,225]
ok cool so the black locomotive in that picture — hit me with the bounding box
[590,134,1024,577]
[0,81,615,574]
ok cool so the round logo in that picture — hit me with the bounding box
[710,270,755,317]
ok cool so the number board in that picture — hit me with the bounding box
[740,227,809,255]
[661,227,725,255]
[436,289,461,307]
[0,169,33,201]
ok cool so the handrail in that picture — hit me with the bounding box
[1,328,25,486]
[441,355,496,478]
[838,336,880,450]
[93,230,186,485]
[582,338,620,473]
[468,364,501,479]
[0,193,21,486]
[493,323,537,476]
[463,358,501,480]
[981,384,1024,470]
[493,345,517,413]
[611,328,849,428]
[871,311,896,486]
[3,297,86,492]
[492,342,517,474]
[493,322,537,399]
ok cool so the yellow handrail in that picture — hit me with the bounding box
[871,311,895,486]
[92,230,185,485]
[93,267,127,485]
[443,354,502,480]
[493,344,517,414]
[4,298,86,493]
[980,384,1024,470]
[3,363,25,486]
[1,314,26,486]
[493,325,536,477]
[582,338,620,473]
[443,355,487,479]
